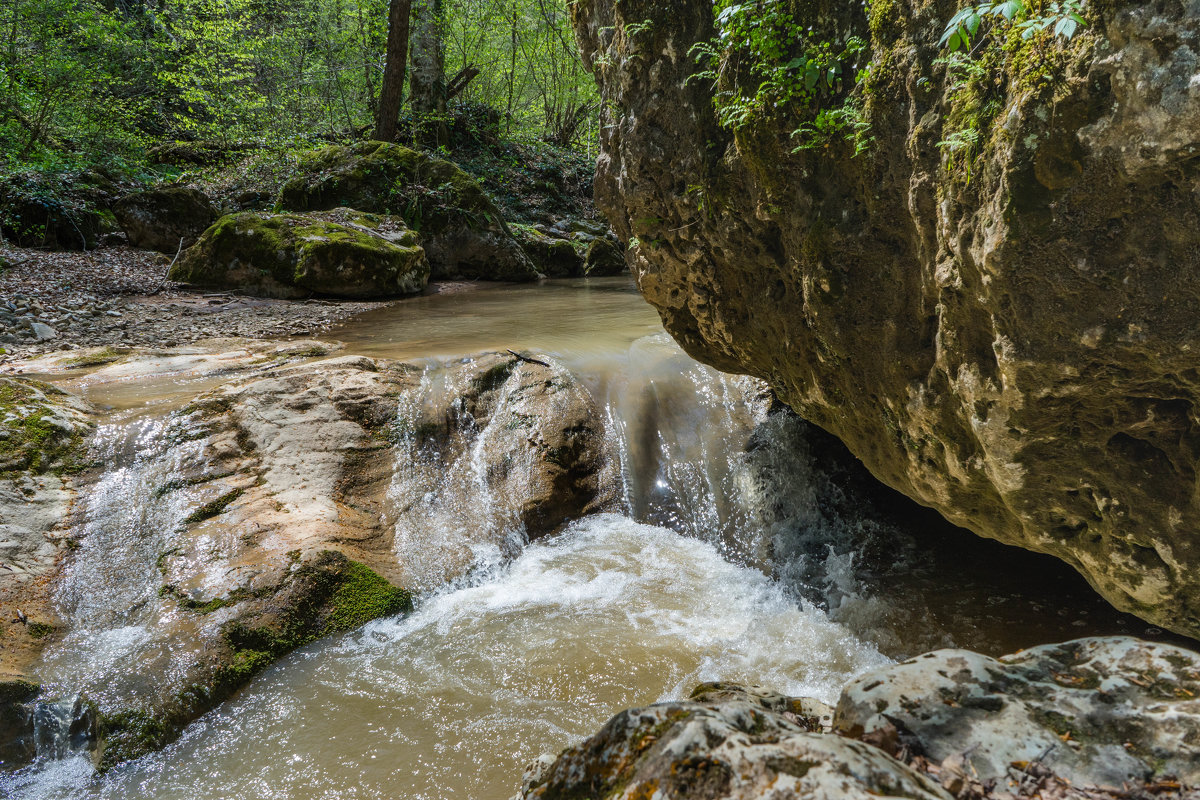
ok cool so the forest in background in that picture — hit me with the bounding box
[0,0,599,237]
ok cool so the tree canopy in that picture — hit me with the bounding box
[1,0,598,172]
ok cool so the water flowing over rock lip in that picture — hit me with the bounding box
[568,0,1200,638]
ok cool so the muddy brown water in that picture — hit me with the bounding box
[3,278,1186,800]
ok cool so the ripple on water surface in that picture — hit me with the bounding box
[4,514,887,800]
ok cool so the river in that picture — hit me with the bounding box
[1,278,1153,799]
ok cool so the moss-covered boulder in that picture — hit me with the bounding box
[278,141,539,282]
[113,186,217,253]
[582,236,626,276]
[146,140,254,167]
[513,224,584,277]
[171,209,430,299]
[0,185,102,251]
[94,550,410,771]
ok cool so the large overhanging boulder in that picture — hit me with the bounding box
[570,0,1200,637]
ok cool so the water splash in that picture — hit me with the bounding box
[35,417,199,699]
[3,515,886,800]
[386,360,532,592]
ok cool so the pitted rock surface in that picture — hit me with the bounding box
[570,0,1200,635]
[517,683,951,800]
[835,637,1200,789]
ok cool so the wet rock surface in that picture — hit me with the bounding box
[571,0,1200,637]
[836,637,1200,789]
[0,378,94,686]
[389,351,617,588]
[1,344,617,770]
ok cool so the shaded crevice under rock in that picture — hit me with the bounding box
[570,0,1200,637]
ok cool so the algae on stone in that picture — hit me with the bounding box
[0,378,93,476]
[278,141,539,281]
[171,210,430,299]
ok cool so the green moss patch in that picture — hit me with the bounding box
[0,378,91,476]
[97,709,171,771]
[60,347,130,369]
[26,622,56,639]
[182,487,244,524]
[324,560,412,634]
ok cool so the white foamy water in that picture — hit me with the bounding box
[1,514,887,800]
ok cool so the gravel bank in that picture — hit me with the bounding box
[0,243,389,363]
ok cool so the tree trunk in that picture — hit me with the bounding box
[409,0,448,149]
[373,0,412,142]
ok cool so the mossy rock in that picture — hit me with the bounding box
[0,378,94,477]
[113,186,218,253]
[278,141,538,282]
[0,186,102,251]
[513,225,584,278]
[583,236,627,277]
[171,209,430,299]
[93,550,411,771]
[146,140,255,167]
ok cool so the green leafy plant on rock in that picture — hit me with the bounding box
[935,0,1089,179]
[688,0,871,154]
[941,0,1087,53]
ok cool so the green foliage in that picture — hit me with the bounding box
[443,0,600,149]
[0,0,598,185]
[941,0,1087,53]
[689,0,870,153]
[935,0,1088,180]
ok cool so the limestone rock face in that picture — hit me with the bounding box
[278,141,539,281]
[515,683,951,800]
[113,186,217,253]
[571,0,1200,635]
[7,345,614,770]
[388,352,616,589]
[0,378,94,684]
[172,209,430,298]
[835,637,1200,789]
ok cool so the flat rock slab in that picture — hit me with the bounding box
[835,637,1200,789]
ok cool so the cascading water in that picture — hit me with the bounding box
[34,417,206,705]
[386,361,532,592]
[1,278,1151,799]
